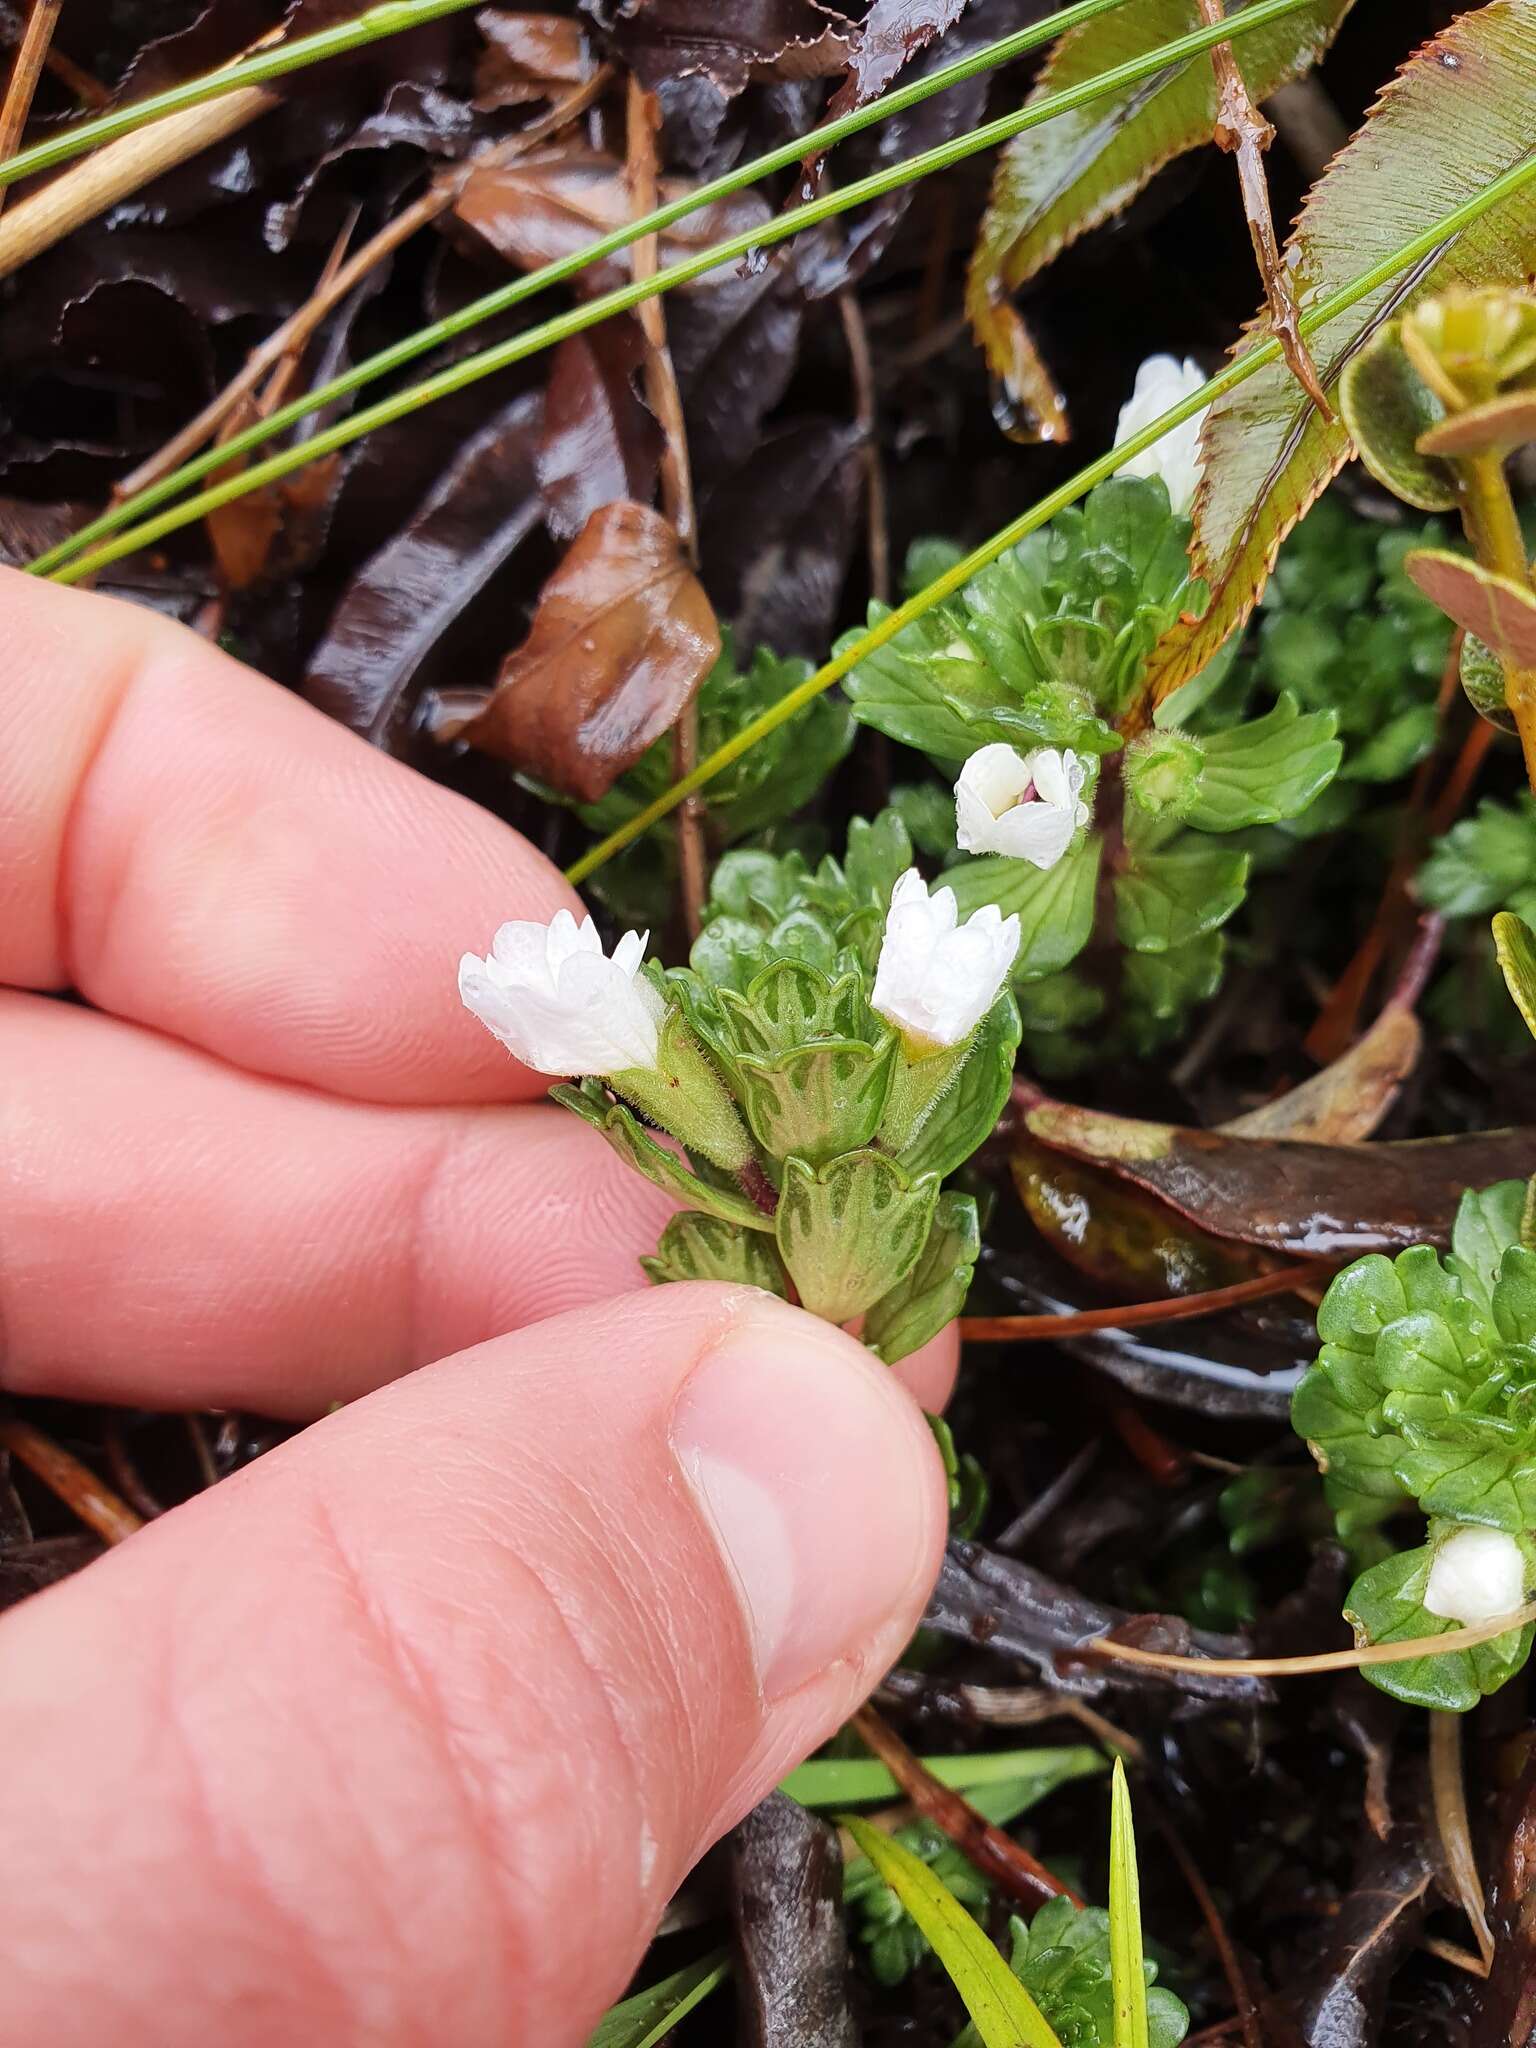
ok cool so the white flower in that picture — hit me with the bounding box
[872,869,1021,1052]
[1113,353,1208,515]
[459,910,666,1076]
[1423,1526,1528,1626]
[954,744,1090,868]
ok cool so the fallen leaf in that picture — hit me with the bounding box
[1285,1821,1432,2048]
[1217,1005,1421,1142]
[608,0,858,98]
[535,317,662,540]
[448,497,721,800]
[474,9,588,109]
[305,389,545,746]
[824,0,973,118]
[731,1795,858,2048]
[452,142,771,295]
[1019,1091,1536,1257]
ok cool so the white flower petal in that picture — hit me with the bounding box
[460,914,661,1076]
[872,869,1021,1050]
[1424,1527,1528,1625]
[987,800,1079,869]
[953,744,1090,868]
[1113,354,1208,516]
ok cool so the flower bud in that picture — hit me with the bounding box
[1125,731,1204,820]
[1113,354,1208,516]
[954,744,1090,868]
[1424,1525,1527,1626]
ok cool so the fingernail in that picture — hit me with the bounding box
[671,1297,942,1700]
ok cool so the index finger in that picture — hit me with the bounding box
[1,569,581,1103]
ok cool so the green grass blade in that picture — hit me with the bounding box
[586,1950,730,2048]
[782,1745,1105,1808]
[0,0,489,189]
[36,0,1322,587]
[562,140,1536,885]
[843,1816,1063,2048]
[26,0,1137,578]
[1109,1758,1149,2048]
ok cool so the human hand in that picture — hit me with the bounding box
[0,572,953,2043]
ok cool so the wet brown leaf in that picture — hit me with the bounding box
[535,317,662,540]
[610,0,858,98]
[824,0,973,118]
[1218,1006,1422,1143]
[1286,1816,1432,2048]
[1019,1091,1536,1258]
[731,1794,858,2048]
[448,497,720,800]
[452,142,770,295]
[305,389,544,746]
[474,9,588,109]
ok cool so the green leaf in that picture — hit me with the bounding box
[641,1212,790,1293]
[947,831,1102,982]
[894,992,1023,1182]
[966,0,1356,402]
[953,1897,1189,2048]
[1420,798,1536,919]
[1114,834,1249,953]
[775,1151,941,1323]
[586,1950,731,2048]
[1337,319,1458,511]
[782,1746,1105,1810]
[551,1083,773,1232]
[841,1816,1064,2048]
[1494,909,1536,1040]
[1121,932,1223,1036]
[735,1037,898,1165]
[865,1192,982,1363]
[1109,1759,1149,2048]
[1146,1,1536,700]
[1181,695,1342,830]
[1449,1181,1527,1313]
[1343,1533,1536,1711]
[1405,549,1536,671]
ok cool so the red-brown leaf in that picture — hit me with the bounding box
[473,10,587,110]
[535,318,662,541]
[451,499,721,801]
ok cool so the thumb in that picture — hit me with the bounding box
[0,1285,946,2047]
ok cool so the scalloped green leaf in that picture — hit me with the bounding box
[966,0,1356,402]
[1114,836,1249,953]
[895,992,1023,1182]
[1343,1534,1536,1711]
[865,1192,981,1364]
[946,831,1102,983]
[1181,695,1341,830]
[641,1212,790,1294]
[1146,2,1536,702]
[551,1082,773,1232]
[775,1151,941,1322]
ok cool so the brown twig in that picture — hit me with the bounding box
[0,1417,143,1545]
[625,69,707,938]
[1196,0,1330,417]
[102,1422,165,1521]
[849,1703,1081,1909]
[1084,1601,1536,1677]
[1429,1708,1495,1974]
[112,69,610,508]
[0,0,60,215]
[837,289,890,606]
[1148,1797,1262,2048]
[958,1260,1327,1343]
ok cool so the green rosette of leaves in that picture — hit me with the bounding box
[838,477,1342,1070]
[1292,1178,1536,1709]
[561,809,1019,1366]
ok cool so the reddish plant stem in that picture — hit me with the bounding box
[959,1260,1328,1343]
[850,1703,1081,1909]
[0,1418,143,1545]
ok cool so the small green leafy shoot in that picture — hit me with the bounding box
[1109,1759,1149,2048]
[586,1950,731,2048]
[842,1816,1065,2048]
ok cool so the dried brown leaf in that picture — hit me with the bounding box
[450,498,720,800]
[1217,1006,1421,1143]
[473,9,587,109]
[611,0,858,98]
[823,0,973,119]
[535,318,662,540]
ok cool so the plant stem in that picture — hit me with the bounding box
[0,0,491,189]
[958,1260,1326,1342]
[1459,450,1536,789]
[0,0,60,215]
[37,0,1343,594]
[565,142,1536,886]
[26,0,1227,580]
[0,1418,143,1545]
